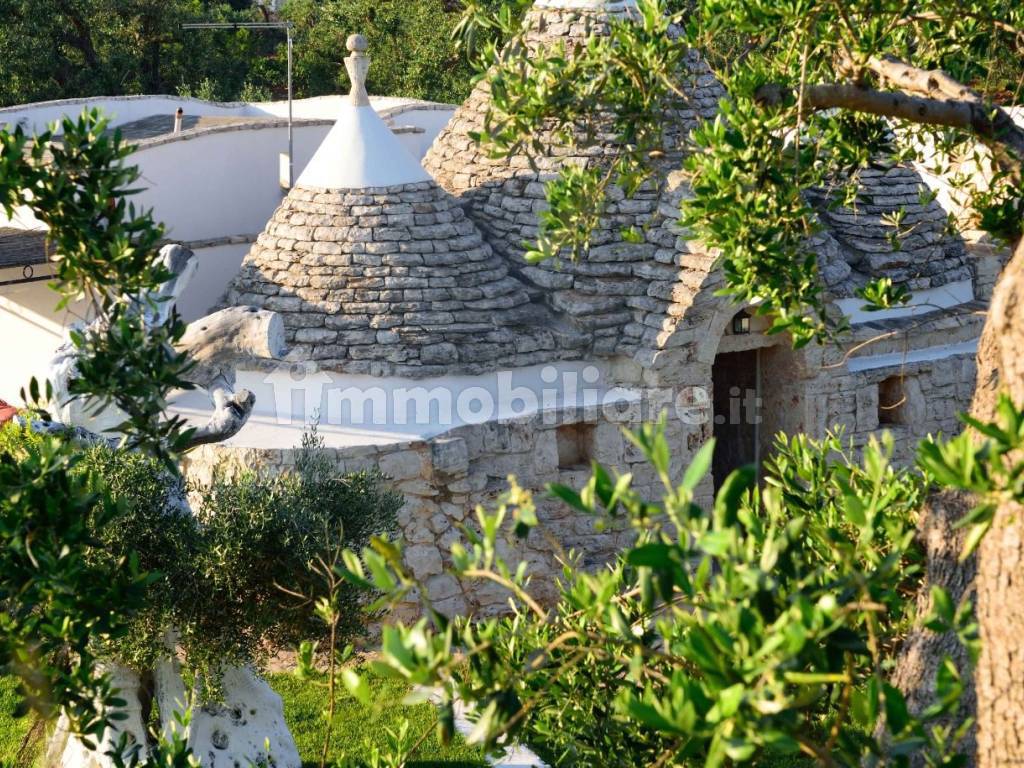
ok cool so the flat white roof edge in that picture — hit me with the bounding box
[846,338,978,373]
[837,279,974,325]
[169,361,645,450]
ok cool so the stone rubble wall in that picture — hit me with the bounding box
[969,239,1011,301]
[184,404,707,618]
[804,352,978,460]
[760,309,983,462]
[183,307,979,616]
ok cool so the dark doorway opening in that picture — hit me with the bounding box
[711,349,761,491]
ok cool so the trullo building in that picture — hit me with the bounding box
[201,4,996,616]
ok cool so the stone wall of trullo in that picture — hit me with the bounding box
[183,398,713,618]
[730,305,982,486]
[182,313,980,619]
[794,310,984,460]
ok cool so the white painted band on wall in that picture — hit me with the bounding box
[846,338,979,372]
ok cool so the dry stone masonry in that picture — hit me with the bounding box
[423,4,726,361]
[226,181,594,375]
[810,162,973,297]
[186,405,685,619]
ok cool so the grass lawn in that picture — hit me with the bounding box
[0,677,40,766]
[0,668,827,767]
[0,672,487,768]
[268,671,487,768]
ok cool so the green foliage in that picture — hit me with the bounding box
[0,675,42,765]
[919,393,1024,558]
[274,669,488,768]
[239,80,273,104]
[0,423,400,696]
[0,88,396,768]
[0,107,201,761]
[0,1,275,106]
[0,0,500,108]
[0,112,166,305]
[0,425,151,745]
[856,278,912,313]
[2,3,1022,766]
[282,0,487,105]
[175,78,221,103]
[332,423,972,766]
[468,0,688,266]
[682,95,830,344]
[175,443,400,690]
[0,670,489,768]
[0,111,194,463]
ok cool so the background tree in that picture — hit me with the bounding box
[0,0,511,107]
[0,111,393,768]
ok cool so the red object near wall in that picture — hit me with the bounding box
[0,400,19,424]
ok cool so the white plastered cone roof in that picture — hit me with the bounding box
[295,34,430,190]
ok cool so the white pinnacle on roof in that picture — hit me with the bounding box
[295,34,430,190]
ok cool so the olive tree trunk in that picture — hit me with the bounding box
[41,245,299,768]
[889,490,977,760]
[894,237,1024,765]
[969,236,1024,764]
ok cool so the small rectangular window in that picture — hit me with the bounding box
[556,422,595,469]
[878,376,906,425]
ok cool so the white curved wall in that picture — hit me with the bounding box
[0,123,330,237]
[0,282,86,402]
[132,123,328,241]
[0,97,455,240]
[0,94,454,137]
[390,107,457,158]
[176,242,252,322]
[1,95,256,134]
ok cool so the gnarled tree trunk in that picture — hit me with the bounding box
[970,236,1024,764]
[41,245,298,768]
[890,490,977,761]
[894,237,1024,766]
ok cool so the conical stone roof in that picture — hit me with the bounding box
[225,36,583,376]
[807,163,972,297]
[422,1,726,356]
[424,1,722,209]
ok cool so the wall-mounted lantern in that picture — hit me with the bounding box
[732,310,751,335]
